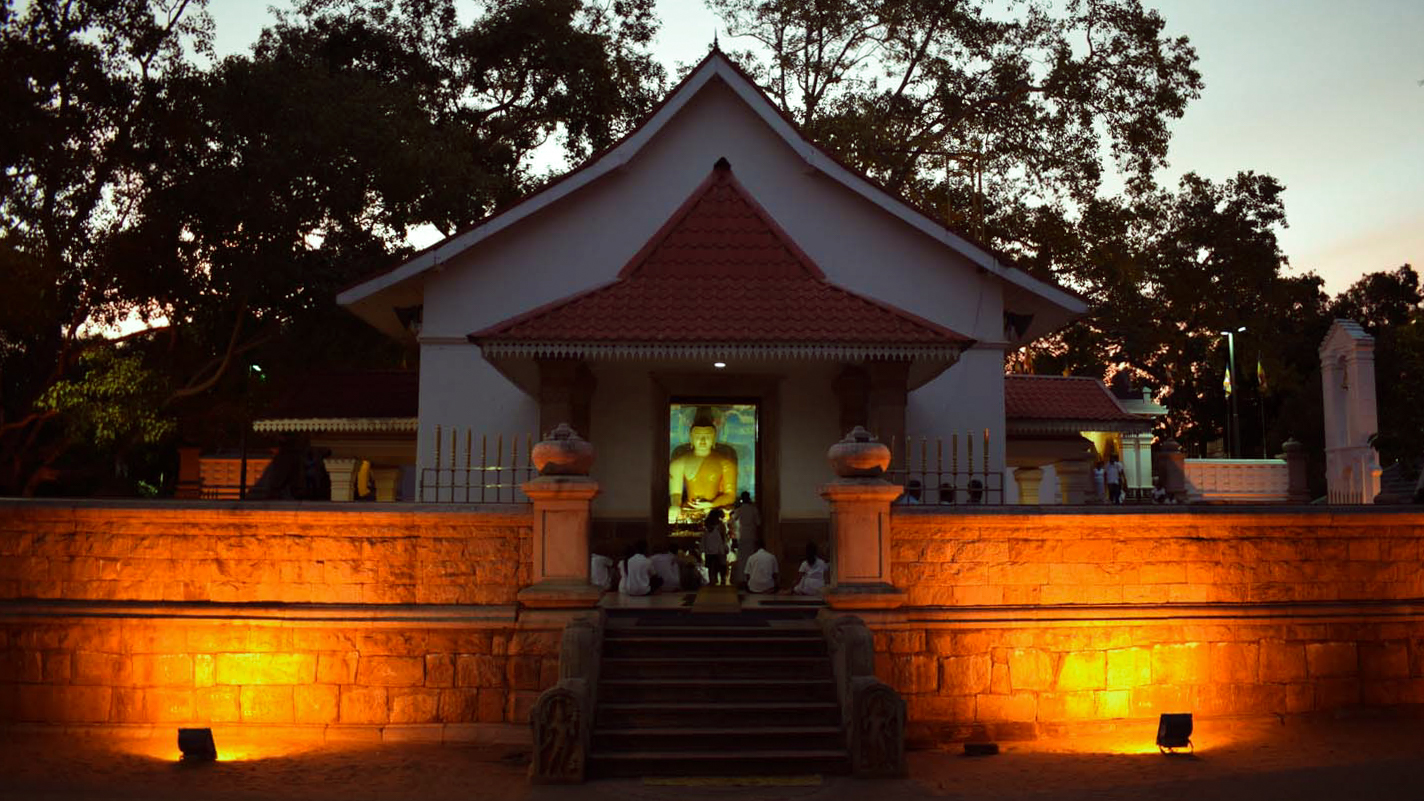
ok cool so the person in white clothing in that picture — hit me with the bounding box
[743,539,779,594]
[618,541,655,596]
[590,552,615,591]
[793,541,828,596]
[1105,455,1125,505]
[649,544,681,592]
[729,492,761,584]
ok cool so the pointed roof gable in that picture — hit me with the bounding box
[337,49,1087,340]
[1004,374,1151,434]
[470,162,971,358]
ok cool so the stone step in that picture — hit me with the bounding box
[600,656,832,680]
[592,725,845,753]
[603,636,828,659]
[596,701,842,729]
[587,748,852,778]
[599,677,838,704]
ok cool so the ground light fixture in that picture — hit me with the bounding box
[177,728,217,762]
[1156,713,1193,754]
[713,362,727,369]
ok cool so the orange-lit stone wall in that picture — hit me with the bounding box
[0,501,531,604]
[878,508,1424,741]
[0,501,551,739]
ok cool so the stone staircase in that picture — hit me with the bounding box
[587,610,851,777]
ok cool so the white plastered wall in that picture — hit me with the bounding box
[410,77,1014,495]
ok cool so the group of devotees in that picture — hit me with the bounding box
[591,493,829,598]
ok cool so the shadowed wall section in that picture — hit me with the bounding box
[876,509,1424,742]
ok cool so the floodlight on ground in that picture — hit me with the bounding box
[178,728,217,762]
[1156,713,1193,754]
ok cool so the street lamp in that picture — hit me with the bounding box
[1219,327,1245,458]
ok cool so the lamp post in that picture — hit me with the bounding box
[1219,327,1245,458]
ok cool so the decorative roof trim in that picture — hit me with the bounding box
[252,417,420,434]
[479,341,962,361]
[1006,419,1154,436]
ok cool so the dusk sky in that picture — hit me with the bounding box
[208,0,1424,295]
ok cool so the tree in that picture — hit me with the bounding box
[1,0,665,495]
[708,0,1202,217]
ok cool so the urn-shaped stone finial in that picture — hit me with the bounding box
[828,426,891,478]
[531,423,595,476]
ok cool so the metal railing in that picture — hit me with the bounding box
[418,427,535,503]
[887,431,1004,506]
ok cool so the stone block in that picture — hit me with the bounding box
[240,685,294,723]
[940,655,991,695]
[340,686,389,724]
[425,654,454,688]
[456,654,503,688]
[215,653,316,685]
[906,695,975,723]
[1314,678,1361,710]
[1209,642,1259,684]
[1037,691,1096,721]
[195,686,241,723]
[389,688,441,723]
[18,685,111,723]
[293,684,339,724]
[1056,651,1105,691]
[1359,641,1409,679]
[316,652,358,685]
[382,724,444,743]
[1094,690,1130,719]
[1106,648,1152,689]
[194,654,215,688]
[990,664,1011,695]
[357,655,426,687]
[1285,682,1314,713]
[928,630,990,657]
[1008,649,1054,692]
[1151,642,1210,685]
[888,630,924,654]
[131,654,193,687]
[975,693,1036,723]
[72,651,130,686]
[477,689,506,723]
[510,690,540,724]
[439,688,481,723]
[42,651,71,684]
[1260,640,1307,683]
[506,656,543,691]
[1130,684,1191,718]
[1306,642,1358,678]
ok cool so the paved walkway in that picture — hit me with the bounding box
[4,715,1423,801]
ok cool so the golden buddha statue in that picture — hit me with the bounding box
[668,407,738,524]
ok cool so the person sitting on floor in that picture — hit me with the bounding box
[742,538,779,594]
[618,540,657,596]
[793,541,828,596]
[676,542,704,590]
[590,551,615,591]
[649,542,682,593]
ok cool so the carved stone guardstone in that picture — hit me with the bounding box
[519,425,603,609]
[322,457,359,502]
[530,613,603,783]
[821,428,906,610]
[820,613,907,778]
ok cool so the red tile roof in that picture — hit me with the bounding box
[1005,374,1143,422]
[470,163,973,351]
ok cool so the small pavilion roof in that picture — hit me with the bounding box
[470,161,973,362]
[1005,374,1152,434]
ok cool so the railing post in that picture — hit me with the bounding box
[821,428,906,611]
[1156,438,1187,502]
[1013,466,1044,504]
[1284,438,1311,504]
[518,424,602,609]
[323,457,359,503]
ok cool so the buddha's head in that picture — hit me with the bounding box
[689,407,719,456]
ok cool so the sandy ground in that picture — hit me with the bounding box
[4,714,1424,801]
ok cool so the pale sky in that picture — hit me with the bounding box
[207,0,1424,294]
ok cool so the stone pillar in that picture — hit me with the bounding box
[1156,438,1186,500]
[1055,460,1090,505]
[371,466,401,502]
[866,361,909,452]
[518,425,603,609]
[821,428,906,610]
[176,446,202,499]
[1013,466,1044,504]
[1284,438,1311,504]
[323,457,359,502]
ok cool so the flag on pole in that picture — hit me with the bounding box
[1256,352,1267,394]
[1223,364,1233,396]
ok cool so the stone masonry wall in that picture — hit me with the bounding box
[0,501,546,735]
[877,509,1424,740]
[0,613,559,734]
[0,501,533,605]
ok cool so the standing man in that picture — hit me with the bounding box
[730,491,760,585]
[1105,453,1125,505]
[701,509,730,586]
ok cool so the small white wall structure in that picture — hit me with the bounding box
[1320,320,1382,504]
[1183,459,1290,503]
